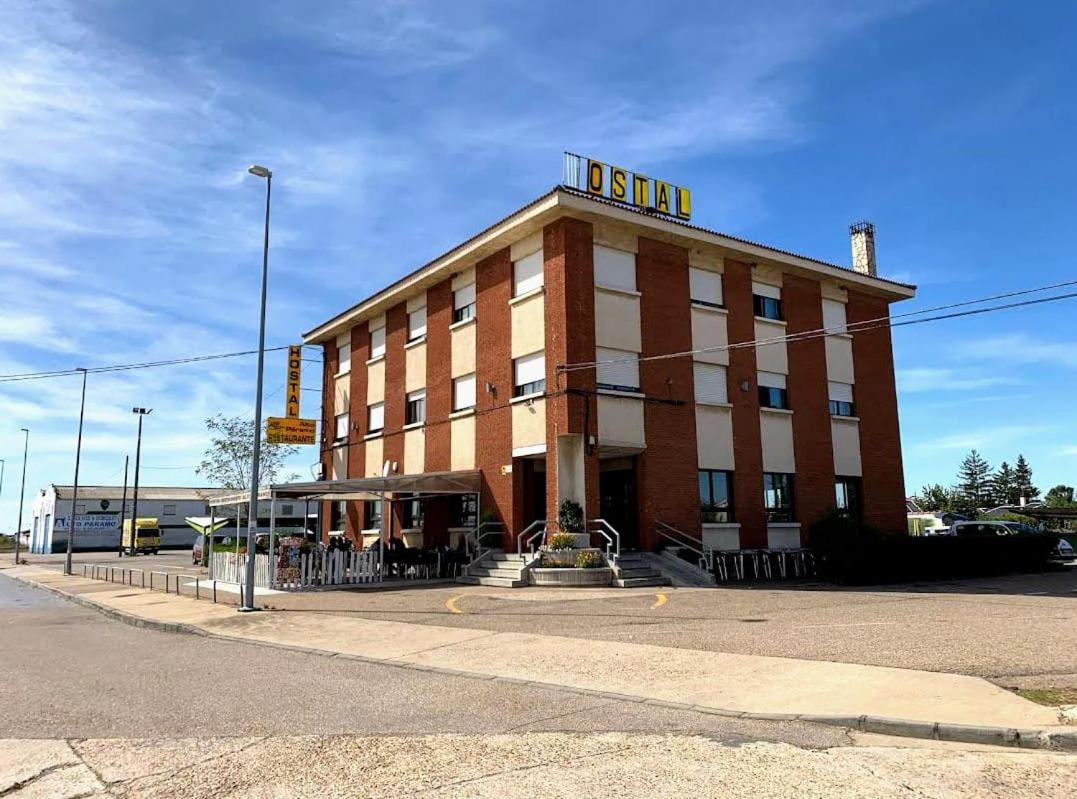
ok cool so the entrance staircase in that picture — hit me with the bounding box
[609,551,671,588]
[458,551,533,588]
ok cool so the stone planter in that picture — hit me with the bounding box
[539,546,601,568]
[530,567,612,587]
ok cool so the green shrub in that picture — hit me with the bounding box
[575,550,602,569]
[547,532,576,551]
[558,499,585,534]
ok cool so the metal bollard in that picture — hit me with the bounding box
[213,580,217,604]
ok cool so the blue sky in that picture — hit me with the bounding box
[2,0,1076,530]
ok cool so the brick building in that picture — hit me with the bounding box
[302,185,915,553]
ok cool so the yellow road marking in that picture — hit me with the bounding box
[650,592,667,610]
[446,594,466,614]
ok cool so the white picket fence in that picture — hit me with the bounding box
[210,552,272,588]
[274,549,381,590]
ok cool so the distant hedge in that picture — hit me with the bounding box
[810,511,1060,585]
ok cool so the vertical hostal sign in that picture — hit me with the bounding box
[267,345,317,444]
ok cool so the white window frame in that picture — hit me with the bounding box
[407,304,427,342]
[822,299,848,334]
[513,351,546,397]
[593,245,636,292]
[595,346,640,392]
[337,341,351,374]
[693,362,728,405]
[513,250,544,297]
[405,389,426,426]
[453,282,476,323]
[370,325,386,359]
[758,371,787,390]
[689,267,723,308]
[367,402,385,433]
[334,412,349,441]
[453,373,477,411]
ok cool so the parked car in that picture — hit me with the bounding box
[999,522,1075,563]
[951,521,1014,537]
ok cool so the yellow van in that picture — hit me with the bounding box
[120,518,161,555]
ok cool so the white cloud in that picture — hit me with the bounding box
[953,333,1077,369]
[914,424,1050,453]
[896,367,1018,394]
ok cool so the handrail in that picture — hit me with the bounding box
[516,519,548,556]
[656,520,709,572]
[466,520,503,565]
[589,518,621,560]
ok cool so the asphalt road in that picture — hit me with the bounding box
[0,573,841,746]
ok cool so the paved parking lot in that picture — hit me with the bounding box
[20,550,1077,685]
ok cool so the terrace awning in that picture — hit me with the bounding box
[205,470,482,507]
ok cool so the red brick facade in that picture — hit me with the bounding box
[783,274,835,541]
[724,259,767,548]
[636,236,699,549]
[425,279,452,472]
[345,320,370,540]
[847,290,907,533]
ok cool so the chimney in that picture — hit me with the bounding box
[849,220,876,277]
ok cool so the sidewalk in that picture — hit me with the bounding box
[11,566,1073,748]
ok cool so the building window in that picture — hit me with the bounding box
[330,501,345,532]
[453,373,476,411]
[334,412,349,441]
[689,267,723,308]
[593,245,636,292]
[162,504,176,516]
[75,503,86,514]
[698,470,733,523]
[513,249,544,297]
[453,282,476,323]
[596,347,640,392]
[822,299,848,334]
[370,325,386,359]
[407,303,427,342]
[763,473,795,522]
[281,504,294,517]
[405,390,426,425]
[364,500,382,531]
[451,493,478,528]
[367,402,384,433]
[693,363,728,405]
[337,340,351,374]
[400,495,423,529]
[828,381,856,417]
[835,477,862,518]
[753,294,783,321]
[513,351,545,397]
[758,372,788,410]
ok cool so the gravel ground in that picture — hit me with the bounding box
[3,733,1076,799]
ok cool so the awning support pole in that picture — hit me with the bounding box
[207,510,215,577]
[269,491,277,588]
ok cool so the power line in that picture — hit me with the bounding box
[558,281,1077,374]
[0,345,318,384]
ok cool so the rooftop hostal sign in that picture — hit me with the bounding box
[562,152,691,220]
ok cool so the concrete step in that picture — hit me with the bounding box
[486,553,529,563]
[614,575,672,588]
[466,566,527,580]
[650,551,715,587]
[613,566,663,578]
[456,575,527,588]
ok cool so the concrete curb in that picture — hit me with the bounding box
[11,572,1076,752]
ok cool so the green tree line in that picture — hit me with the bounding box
[914,450,1076,515]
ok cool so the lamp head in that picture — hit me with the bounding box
[248,164,272,179]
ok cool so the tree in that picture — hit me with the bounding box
[196,414,300,490]
[991,461,1018,506]
[1013,454,1040,503]
[1045,484,1076,507]
[915,483,958,513]
[956,449,993,512]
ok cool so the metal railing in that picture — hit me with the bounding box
[79,563,223,603]
[466,520,504,566]
[516,519,548,556]
[588,518,621,560]
[655,520,708,573]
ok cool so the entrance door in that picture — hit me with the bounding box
[599,462,638,549]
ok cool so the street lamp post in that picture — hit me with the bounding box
[242,163,272,613]
[65,368,88,576]
[14,428,28,565]
[128,408,152,557]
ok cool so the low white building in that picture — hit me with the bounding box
[29,485,220,553]
[30,485,316,553]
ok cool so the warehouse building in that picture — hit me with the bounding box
[302,162,915,554]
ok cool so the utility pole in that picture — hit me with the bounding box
[117,455,129,556]
[242,163,273,612]
[64,368,88,576]
[14,428,28,565]
[128,408,151,556]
